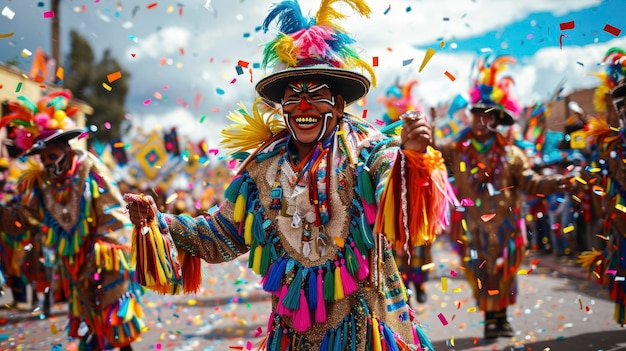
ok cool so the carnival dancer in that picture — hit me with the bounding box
[438,54,575,339]
[0,90,144,350]
[578,47,626,326]
[125,0,458,350]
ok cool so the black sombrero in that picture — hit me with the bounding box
[470,101,515,126]
[25,128,86,156]
[612,81,626,111]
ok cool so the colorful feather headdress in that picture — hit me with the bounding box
[255,0,376,105]
[0,90,84,156]
[592,47,625,113]
[468,54,521,126]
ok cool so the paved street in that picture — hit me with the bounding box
[1,239,625,351]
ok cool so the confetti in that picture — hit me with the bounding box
[441,277,448,292]
[102,83,112,91]
[146,2,158,9]
[2,6,15,19]
[559,34,568,49]
[480,213,496,222]
[604,24,621,36]
[418,48,436,72]
[107,71,122,82]
[375,119,385,126]
[15,82,22,92]
[437,312,448,326]
[216,88,225,95]
[383,4,391,15]
[402,58,413,66]
[444,71,456,81]
[0,32,14,38]
[372,56,379,67]
[559,21,575,30]
[43,11,55,18]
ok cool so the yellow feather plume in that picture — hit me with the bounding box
[220,98,285,156]
[576,247,604,268]
[316,0,372,30]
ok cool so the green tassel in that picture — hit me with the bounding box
[282,268,303,310]
[351,222,367,254]
[260,243,272,276]
[357,168,375,205]
[224,175,246,202]
[323,266,335,302]
[248,239,258,270]
[344,244,360,276]
[358,213,375,249]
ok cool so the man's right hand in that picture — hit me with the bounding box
[123,194,158,228]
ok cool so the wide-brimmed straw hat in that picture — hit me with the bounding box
[255,0,376,105]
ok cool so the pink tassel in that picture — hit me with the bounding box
[362,201,377,225]
[340,259,358,295]
[276,285,292,317]
[315,269,327,323]
[352,244,370,280]
[292,290,311,332]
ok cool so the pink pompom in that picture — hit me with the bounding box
[34,113,50,127]
[468,86,482,104]
[14,128,34,150]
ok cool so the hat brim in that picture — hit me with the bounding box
[470,103,515,126]
[255,67,370,105]
[25,128,86,156]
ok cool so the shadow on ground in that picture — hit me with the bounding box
[431,330,626,351]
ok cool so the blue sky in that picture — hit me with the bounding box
[0,0,624,145]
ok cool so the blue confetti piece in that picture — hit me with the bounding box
[235,66,244,75]
[402,58,414,66]
[406,6,411,12]
[383,5,391,15]
[216,88,225,95]
[576,61,584,67]
[50,344,63,351]
[243,33,250,38]
[253,62,261,69]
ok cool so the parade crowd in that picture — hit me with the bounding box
[1,0,626,350]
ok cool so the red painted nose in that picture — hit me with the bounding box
[299,97,312,110]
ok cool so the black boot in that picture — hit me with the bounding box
[495,309,514,337]
[484,311,498,339]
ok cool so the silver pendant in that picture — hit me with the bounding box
[291,209,302,228]
[302,241,311,257]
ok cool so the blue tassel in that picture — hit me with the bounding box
[282,267,303,310]
[327,328,336,351]
[381,322,400,351]
[333,323,343,350]
[320,329,330,351]
[271,324,282,351]
[263,257,286,293]
[117,293,130,319]
[415,324,435,351]
[252,213,266,243]
[224,174,246,202]
[307,267,317,310]
[341,317,349,350]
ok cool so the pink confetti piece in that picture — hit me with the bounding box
[143,99,151,106]
[460,198,474,206]
[437,312,449,326]
[208,149,219,155]
[43,11,55,18]
[450,269,457,277]
[375,119,385,126]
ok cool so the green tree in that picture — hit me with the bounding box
[63,30,130,143]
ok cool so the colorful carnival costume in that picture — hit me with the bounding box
[439,55,569,339]
[125,1,456,350]
[578,53,626,325]
[0,90,144,350]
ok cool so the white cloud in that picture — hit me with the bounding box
[127,26,192,60]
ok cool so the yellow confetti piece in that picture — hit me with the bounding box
[467,307,477,312]
[459,161,466,173]
[574,176,587,185]
[563,225,575,234]
[418,47,436,72]
[450,336,455,346]
[102,82,112,91]
[165,193,178,204]
[617,203,626,213]
[56,67,64,80]
[0,32,15,38]
[421,262,435,271]
[517,269,528,275]
[50,323,58,334]
[588,167,601,173]
[188,299,197,306]
[452,287,461,293]
[441,277,448,292]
